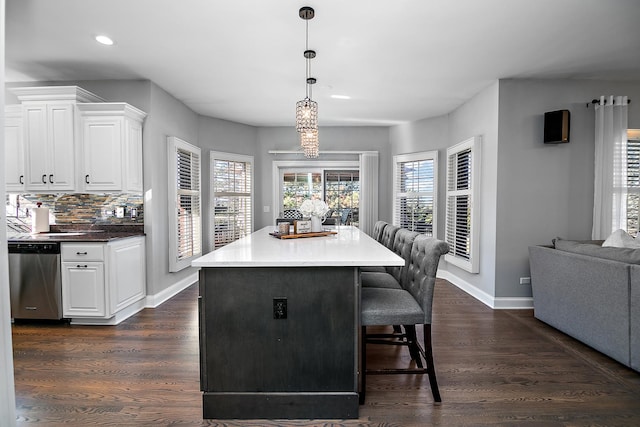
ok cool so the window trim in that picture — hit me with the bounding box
[392,151,438,237]
[445,136,481,273]
[210,151,254,250]
[167,136,202,272]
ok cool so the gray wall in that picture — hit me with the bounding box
[390,78,640,306]
[197,115,257,252]
[390,82,500,300]
[496,78,640,299]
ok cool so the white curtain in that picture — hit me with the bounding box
[359,151,379,236]
[592,95,629,239]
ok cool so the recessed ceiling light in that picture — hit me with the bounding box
[331,94,351,100]
[95,35,114,46]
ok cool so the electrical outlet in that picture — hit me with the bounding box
[131,208,137,218]
[519,277,531,285]
[116,207,125,218]
[273,297,287,319]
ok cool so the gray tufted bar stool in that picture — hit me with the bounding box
[360,220,389,273]
[360,235,449,404]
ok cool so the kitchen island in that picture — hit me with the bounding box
[192,225,403,419]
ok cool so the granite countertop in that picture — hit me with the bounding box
[7,224,144,243]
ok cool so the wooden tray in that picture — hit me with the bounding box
[270,231,338,239]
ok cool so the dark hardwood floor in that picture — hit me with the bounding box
[11,279,640,426]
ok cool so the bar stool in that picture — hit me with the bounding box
[360,235,449,404]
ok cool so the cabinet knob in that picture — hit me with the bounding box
[42,174,47,184]
[49,174,54,184]
[85,174,90,184]
[19,175,24,184]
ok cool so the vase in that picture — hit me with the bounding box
[311,215,323,232]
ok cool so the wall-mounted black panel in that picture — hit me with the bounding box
[544,109,570,144]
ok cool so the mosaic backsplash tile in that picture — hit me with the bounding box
[6,193,144,227]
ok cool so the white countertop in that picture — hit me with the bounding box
[192,226,404,268]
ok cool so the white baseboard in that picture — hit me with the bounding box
[145,271,199,308]
[69,298,146,326]
[438,271,533,310]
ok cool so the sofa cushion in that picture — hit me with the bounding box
[554,237,640,264]
[603,229,640,249]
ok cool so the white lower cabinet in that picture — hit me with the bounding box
[62,262,106,317]
[61,236,145,325]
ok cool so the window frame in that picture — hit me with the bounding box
[167,136,202,272]
[210,151,254,250]
[445,136,481,273]
[392,151,438,237]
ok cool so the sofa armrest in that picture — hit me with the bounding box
[528,245,631,367]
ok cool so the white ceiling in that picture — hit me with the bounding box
[5,0,640,127]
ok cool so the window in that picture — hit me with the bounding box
[626,130,640,234]
[167,136,201,272]
[282,171,322,209]
[445,136,481,273]
[278,166,360,225]
[325,170,360,220]
[393,151,437,236]
[211,151,253,249]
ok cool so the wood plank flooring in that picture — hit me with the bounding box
[11,279,640,426]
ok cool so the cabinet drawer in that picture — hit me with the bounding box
[61,243,104,261]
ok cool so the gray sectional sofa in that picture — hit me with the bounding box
[529,239,640,372]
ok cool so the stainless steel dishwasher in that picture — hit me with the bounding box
[8,241,63,320]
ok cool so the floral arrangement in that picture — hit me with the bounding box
[299,199,330,218]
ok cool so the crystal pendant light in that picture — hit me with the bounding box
[295,6,319,158]
[300,129,319,158]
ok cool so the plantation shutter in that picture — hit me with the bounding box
[211,152,253,249]
[168,137,202,272]
[445,136,481,273]
[393,152,437,236]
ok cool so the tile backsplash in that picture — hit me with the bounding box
[6,193,143,227]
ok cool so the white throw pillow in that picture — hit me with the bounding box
[603,229,640,249]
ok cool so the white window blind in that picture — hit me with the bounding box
[445,136,481,273]
[211,151,253,250]
[167,137,201,272]
[626,131,640,234]
[393,151,437,236]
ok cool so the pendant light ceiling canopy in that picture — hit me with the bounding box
[295,6,319,158]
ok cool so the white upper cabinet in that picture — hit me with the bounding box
[77,103,146,193]
[23,103,76,191]
[11,86,105,193]
[8,86,146,194]
[4,105,25,192]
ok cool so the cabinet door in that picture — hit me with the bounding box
[62,262,106,317]
[108,237,145,314]
[23,105,49,190]
[4,111,25,191]
[81,116,123,191]
[23,103,75,191]
[47,104,75,191]
[124,119,143,192]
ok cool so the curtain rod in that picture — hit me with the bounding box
[268,150,373,155]
[587,98,632,108]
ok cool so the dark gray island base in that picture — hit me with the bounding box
[198,266,359,419]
